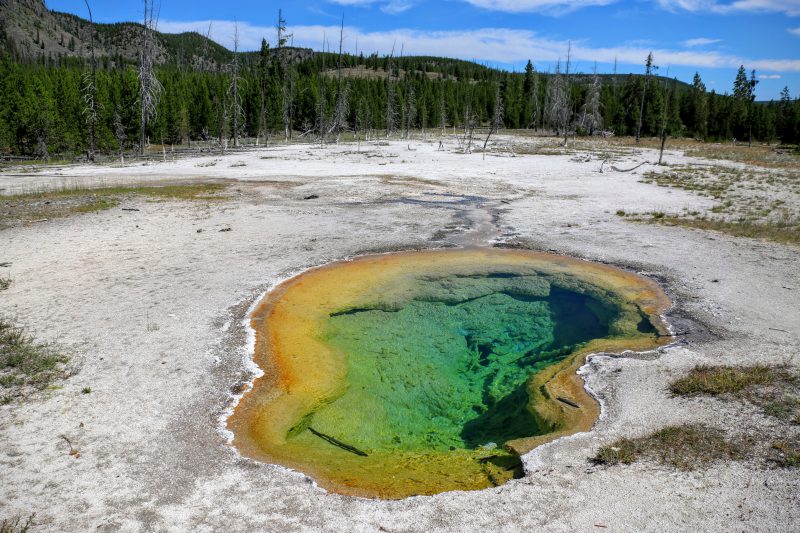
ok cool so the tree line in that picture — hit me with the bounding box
[1,39,799,158]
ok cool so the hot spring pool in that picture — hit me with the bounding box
[228,249,671,498]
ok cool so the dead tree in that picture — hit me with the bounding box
[204,23,228,152]
[277,10,294,142]
[544,62,568,139]
[316,35,328,144]
[216,86,229,152]
[113,109,126,162]
[330,17,349,142]
[286,37,296,141]
[257,38,270,146]
[138,0,163,155]
[331,83,350,142]
[404,83,415,140]
[482,83,504,160]
[385,44,398,137]
[562,42,572,146]
[531,67,540,131]
[579,71,603,135]
[355,97,366,148]
[82,0,96,161]
[276,9,289,47]
[439,79,447,136]
[636,52,654,145]
[228,21,244,148]
[658,68,673,165]
[461,87,477,154]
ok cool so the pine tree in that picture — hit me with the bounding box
[777,86,793,144]
[690,72,707,140]
[258,38,270,145]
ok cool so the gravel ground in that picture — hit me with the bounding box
[1,136,798,532]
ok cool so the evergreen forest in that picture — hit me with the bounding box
[1,38,799,158]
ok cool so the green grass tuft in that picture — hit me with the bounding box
[1,182,228,230]
[591,424,741,470]
[0,515,34,533]
[592,438,637,466]
[771,440,800,468]
[659,217,800,246]
[0,318,69,400]
[669,365,778,396]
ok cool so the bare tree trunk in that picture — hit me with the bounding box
[531,70,539,131]
[483,83,503,160]
[579,69,603,136]
[563,42,571,147]
[138,0,162,155]
[228,21,242,148]
[331,17,348,142]
[113,109,126,163]
[462,88,476,154]
[317,35,327,145]
[259,86,267,146]
[405,84,415,140]
[385,44,397,138]
[636,52,654,145]
[83,0,96,161]
[439,79,447,136]
[658,70,672,165]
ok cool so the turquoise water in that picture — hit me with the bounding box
[317,273,618,453]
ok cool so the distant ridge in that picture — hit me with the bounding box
[0,0,313,68]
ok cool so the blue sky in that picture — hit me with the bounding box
[47,0,800,99]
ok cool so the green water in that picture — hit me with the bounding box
[313,272,619,453]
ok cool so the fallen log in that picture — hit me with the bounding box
[610,161,649,173]
[308,427,369,457]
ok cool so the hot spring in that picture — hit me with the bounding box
[228,249,671,499]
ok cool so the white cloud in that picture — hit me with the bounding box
[463,0,800,15]
[759,73,782,78]
[789,27,800,35]
[463,0,617,15]
[656,0,800,16]
[158,20,800,73]
[683,37,722,47]
[327,0,416,14]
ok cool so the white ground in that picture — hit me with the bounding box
[1,136,798,532]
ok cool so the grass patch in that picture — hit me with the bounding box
[630,163,800,244]
[0,515,34,533]
[684,144,800,170]
[670,365,778,396]
[592,438,638,465]
[771,439,800,468]
[659,217,800,246]
[763,399,800,423]
[670,365,800,425]
[13,182,227,201]
[0,318,70,402]
[591,424,741,470]
[631,164,800,246]
[1,182,227,230]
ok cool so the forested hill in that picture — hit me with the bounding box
[0,0,313,68]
